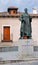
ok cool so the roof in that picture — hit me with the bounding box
[0,6,38,18]
[0,12,22,18]
[29,14,38,18]
[0,12,38,18]
[30,14,38,16]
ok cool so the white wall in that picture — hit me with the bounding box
[32,18,38,41]
[0,18,21,42]
[0,17,38,42]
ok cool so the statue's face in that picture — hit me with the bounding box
[24,8,28,13]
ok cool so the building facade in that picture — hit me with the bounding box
[0,7,38,42]
[0,7,21,42]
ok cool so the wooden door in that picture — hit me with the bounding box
[3,26,10,41]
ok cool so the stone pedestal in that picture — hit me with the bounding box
[18,39,34,59]
[18,39,34,45]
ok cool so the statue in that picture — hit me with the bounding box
[19,8,32,39]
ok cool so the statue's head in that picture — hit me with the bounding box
[24,8,28,13]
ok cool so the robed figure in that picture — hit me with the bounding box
[19,8,32,39]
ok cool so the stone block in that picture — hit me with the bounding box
[18,39,34,46]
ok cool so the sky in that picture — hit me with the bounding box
[0,0,38,12]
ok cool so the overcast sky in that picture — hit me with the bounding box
[0,0,38,12]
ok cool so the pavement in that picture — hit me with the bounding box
[0,39,38,46]
[0,41,18,46]
[0,40,38,65]
[0,59,38,65]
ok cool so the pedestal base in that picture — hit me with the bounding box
[18,39,34,59]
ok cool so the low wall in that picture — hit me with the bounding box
[0,39,38,61]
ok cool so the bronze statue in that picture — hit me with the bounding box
[19,8,32,39]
